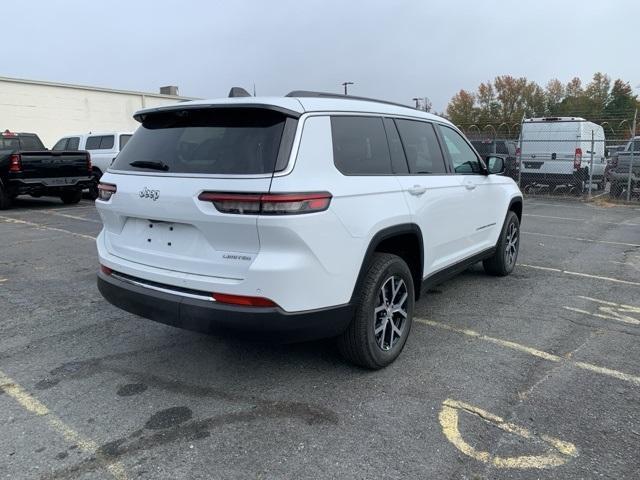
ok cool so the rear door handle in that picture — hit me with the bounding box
[408,185,427,196]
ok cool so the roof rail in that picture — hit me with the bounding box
[286,90,415,110]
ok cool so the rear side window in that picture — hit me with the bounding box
[331,116,392,175]
[100,135,114,149]
[394,120,446,174]
[85,135,115,150]
[85,136,101,149]
[119,134,132,150]
[112,108,293,175]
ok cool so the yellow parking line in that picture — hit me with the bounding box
[518,263,640,287]
[0,215,96,241]
[0,370,127,480]
[415,318,640,387]
[439,398,577,469]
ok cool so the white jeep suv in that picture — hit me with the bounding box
[95,91,522,369]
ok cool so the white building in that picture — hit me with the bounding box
[0,76,197,147]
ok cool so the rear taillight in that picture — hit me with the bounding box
[212,292,278,308]
[9,154,22,173]
[574,148,582,169]
[100,264,113,275]
[515,147,521,157]
[97,183,117,201]
[87,152,92,173]
[198,192,332,215]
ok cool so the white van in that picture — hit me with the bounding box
[52,131,133,182]
[519,117,606,190]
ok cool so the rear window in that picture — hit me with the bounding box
[52,138,68,151]
[331,116,392,175]
[112,108,294,175]
[20,135,45,151]
[0,137,20,150]
[119,134,132,150]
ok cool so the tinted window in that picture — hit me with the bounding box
[119,134,132,150]
[395,120,446,174]
[331,116,392,175]
[383,118,408,174]
[52,138,68,151]
[67,137,80,150]
[85,136,101,149]
[496,142,509,155]
[0,137,20,150]
[112,108,290,175]
[100,135,115,149]
[20,135,44,150]
[471,141,492,156]
[439,126,483,174]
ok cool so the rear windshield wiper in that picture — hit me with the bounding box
[129,160,169,171]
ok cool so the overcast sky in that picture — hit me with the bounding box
[4,0,639,112]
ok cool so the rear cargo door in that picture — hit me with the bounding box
[521,121,579,176]
[100,107,298,280]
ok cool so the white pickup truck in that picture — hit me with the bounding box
[52,132,133,197]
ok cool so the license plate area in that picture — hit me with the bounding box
[143,220,193,253]
[523,161,543,169]
[44,178,72,186]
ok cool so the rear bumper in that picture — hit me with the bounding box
[9,176,94,194]
[520,172,584,184]
[97,271,353,342]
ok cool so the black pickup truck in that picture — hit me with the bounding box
[0,130,94,209]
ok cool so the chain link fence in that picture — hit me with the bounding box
[461,114,639,203]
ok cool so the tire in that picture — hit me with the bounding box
[483,211,520,277]
[337,253,415,369]
[60,189,82,205]
[610,182,623,198]
[87,169,102,200]
[0,183,12,210]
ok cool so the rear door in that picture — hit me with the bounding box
[391,118,472,274]
[99,107,297,280]
[521,121,579,177]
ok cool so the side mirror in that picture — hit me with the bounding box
[486,156,505,174]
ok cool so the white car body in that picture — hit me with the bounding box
[519,117,606,186]
[94,94,522,366]
[52,132,133,178]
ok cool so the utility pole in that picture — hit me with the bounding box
[342,82,354,95]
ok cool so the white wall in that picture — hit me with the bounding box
[0,78,193,148]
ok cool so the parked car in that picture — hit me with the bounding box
[0,130,93,209]
[519,117,606,190]
[52,132,133,197]
[604,144,627,183]
[95,91,523,369]
[609,136,640,198]
[471,139,518,179]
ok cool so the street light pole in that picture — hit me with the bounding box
[412,97,420,109]
[342,82,354,95]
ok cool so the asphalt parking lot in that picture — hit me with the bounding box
[1,196,639,480]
